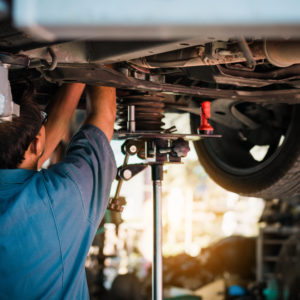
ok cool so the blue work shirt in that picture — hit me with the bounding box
[0,125,117,300]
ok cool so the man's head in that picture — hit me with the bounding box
[0,96,45,170]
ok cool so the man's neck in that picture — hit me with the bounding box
[18,159,38,171]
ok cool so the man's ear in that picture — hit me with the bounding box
[29,126,46,157]
[18,126,46,170]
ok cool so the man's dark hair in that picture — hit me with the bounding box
[0,90,43,169]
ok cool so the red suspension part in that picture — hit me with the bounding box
[198,101,214,135]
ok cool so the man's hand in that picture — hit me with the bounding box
[84,86,116,141]
[38,83,85,168]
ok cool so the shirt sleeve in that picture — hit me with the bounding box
[44,124,117,225]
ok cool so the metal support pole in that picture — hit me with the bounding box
[151,164,163,300]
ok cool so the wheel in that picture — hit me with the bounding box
[190,101,300,199]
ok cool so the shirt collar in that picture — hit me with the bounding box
[0,169,37,184]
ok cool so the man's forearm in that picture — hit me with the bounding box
[84,86,116,141]
[38,83,85,168]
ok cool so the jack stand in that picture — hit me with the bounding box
[110,133,220,299]
[152,164,163,300]
[110,135,191,300]
[112,99,221,299]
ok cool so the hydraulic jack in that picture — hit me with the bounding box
[109,103,219,300]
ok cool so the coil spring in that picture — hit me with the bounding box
[117,94,165,132]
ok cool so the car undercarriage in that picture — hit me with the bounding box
[2,0,300,201]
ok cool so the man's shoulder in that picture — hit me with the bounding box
[73,124,110,143]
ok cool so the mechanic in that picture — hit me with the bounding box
[0,83,117,299]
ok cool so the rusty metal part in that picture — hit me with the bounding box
[213,73,278,88]
[130,41,265,68]
[217,64,300,80]
[264,40,300,67]
[215,65,300,88]
[118,94,166,132]
[20,38,213,65]
[238,38,256,69]
[44,65,300,103]
[130,40,300,69]
[46,47,58,71]
[18,39,300,70]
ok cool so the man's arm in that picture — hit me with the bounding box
[44,85,117,225]
[84,86,116,141]
[38,83,85,168]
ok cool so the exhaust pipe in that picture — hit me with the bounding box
[130,40,300,69]
[264,40,300,67]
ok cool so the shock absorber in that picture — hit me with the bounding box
[117,94,165,132]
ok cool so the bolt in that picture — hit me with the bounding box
[129,145,137,154]
[122,169,133,180]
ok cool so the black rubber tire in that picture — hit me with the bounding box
[190,104,300,200]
